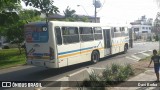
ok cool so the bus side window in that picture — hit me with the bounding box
[80,27,94,41]
[125,27,129,36]
[114,32,121,37]
[114,27,121,37]
[93,27,102,40]
[120,27,125,36]
[55,26,62,45]
[111,28,114,38]
[62,27,79,44]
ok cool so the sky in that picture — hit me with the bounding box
[22,0,160,25]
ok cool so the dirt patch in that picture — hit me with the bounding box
[131,57,153,77]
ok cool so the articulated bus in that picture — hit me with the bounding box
[24,21,129,68]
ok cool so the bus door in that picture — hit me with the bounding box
[103,29,111,55]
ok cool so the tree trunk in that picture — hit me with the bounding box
[17,43,21,54]
[46,13,48,23]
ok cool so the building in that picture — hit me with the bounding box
[130,16,153,40]
[48,14,100,23]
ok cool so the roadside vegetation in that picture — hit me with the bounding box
[0,48,26,69]
[77,56,153,90]
[79,63,134,90]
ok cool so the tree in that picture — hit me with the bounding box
[153,12,160,35]
[0,12,19,26]
[0,0,21,12]
[6,20,25,54]
[81,16,89,22]
[0,0,21,36]
[3,10,42,54]
[63,6,76,18]
[22,0,59,22]
[0,0,43,54]
[63,6,77,21]
[0,0,21,27]
[19,10,43,22]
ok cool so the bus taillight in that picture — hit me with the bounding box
[50,47,54,60]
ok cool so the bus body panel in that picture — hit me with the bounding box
[57,43,81,67]
[24,21,130,68]
[80,40,105,62]
[111,37,125,54]
[25,22,57,68]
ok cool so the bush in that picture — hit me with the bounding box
[111,63,120,74]
[2,46,9,49]
[124,64,134,76]
[81,63,134,88]
[102,67,113,81]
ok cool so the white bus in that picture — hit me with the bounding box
[24,21,129,68]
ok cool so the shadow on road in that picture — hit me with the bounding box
[0,52,124,81]
[0,62,91,81]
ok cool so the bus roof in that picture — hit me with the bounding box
[25,21,129,28]
[49,21,106,27]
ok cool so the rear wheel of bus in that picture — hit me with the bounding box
[91,51,100,64]
[123,44,128,54]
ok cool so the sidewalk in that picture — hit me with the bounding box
[109,69,160,90]
[39,68,160,90]
[35,49,157,90]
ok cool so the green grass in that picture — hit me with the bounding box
[0,48,26,69]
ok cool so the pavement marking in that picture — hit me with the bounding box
[86,67,94,74]
[34,88,41,90]
[134,53,137,54]
[89,67,106,70]
[139,52,150,56]
[68,68,87,77]
[57,77,69,90]
[57,77,69,81]
[148,50,152,52]
[125,56,139,61]
[131,55,141,61]
[139,50,149,53]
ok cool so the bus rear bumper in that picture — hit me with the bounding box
[27,60,57,68]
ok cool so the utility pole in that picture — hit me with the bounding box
[129,28,133,48]
[156,17,160,53]
[155,12,160,53]
[159,34,160,53]
[93,0,101,23]
[94,0,97,23]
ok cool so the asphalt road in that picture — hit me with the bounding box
[0,42,159,89]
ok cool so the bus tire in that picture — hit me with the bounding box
[91,51,100,64]
[123,45,128,54]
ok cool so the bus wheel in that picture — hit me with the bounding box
[123,45,128,54]
[91,51,99,64]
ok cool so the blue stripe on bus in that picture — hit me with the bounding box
[58,46,94,55]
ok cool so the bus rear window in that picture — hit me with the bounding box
[25,25,48,43]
